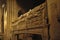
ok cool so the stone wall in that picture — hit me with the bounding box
[47,0,60,40]
[3,0,60,40]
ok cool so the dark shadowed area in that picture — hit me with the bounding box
[16,0,45,17]
[16,0,45,11]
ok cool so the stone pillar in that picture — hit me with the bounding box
[47,0,60,40]
[0,6,3,33]
[4,0,20,40]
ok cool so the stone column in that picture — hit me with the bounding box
[4,0,20,40]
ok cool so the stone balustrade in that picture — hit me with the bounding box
[12,2,47,30]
